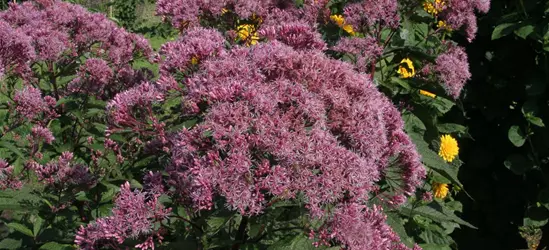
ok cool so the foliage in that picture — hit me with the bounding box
[0,0,489,249]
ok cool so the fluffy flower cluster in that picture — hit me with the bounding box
[30,152,95,188]
[435,45,471,98]
[0,0,152,97]
[165,28,425,248]
[13,86,57,121]
[332,37,383,72]
[440,0,490,41]
[343,0,400,30]
[75,182,171,250]
[0,159,22,190]
[156,0,328,30]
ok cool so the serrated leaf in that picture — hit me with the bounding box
[419,229,451,245]
[508,125,526,147]
[32,215,44,237]
[386,212,414,247]
[7,222,33,237]
[0,141,25,159]
[39,242,74,250]
[0,238,22,249]
[399,204,476,229]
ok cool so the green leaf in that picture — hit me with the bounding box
[399,204,476,229]
[492,23,518,40]
[39,242,75,250]
[386,212,414,247]
[419,243,452,250]
[504,154,533,175]
[206,216,230,235]
[268,234,328,250]
[419,229,451,245]
[437,123,467,134]
[508,125,526,147]
[524,206,549,227]
[32,215,44,237]
[538,188,549,210]
[0,141,25,159]
[526,116,545,127]
[514,24,535,39]
[0,238,22,249]
[7,222,33,237]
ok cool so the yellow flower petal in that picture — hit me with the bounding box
[433,182,449,199]
[419,90,436,98]
[397,58,415,78]
[439,134,459,162]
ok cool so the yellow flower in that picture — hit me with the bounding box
[397,58,415,78]
[439,134,459,162]
[221,8,229,15]
[330,14,345,27]
[437,20,452,31]
[190,56,199,65]
[330,15,355,35]
[342,24,355,36]
[423,0,445,15]
[419,90,436,98]
[237,24,259,46]
[432,182,449,199]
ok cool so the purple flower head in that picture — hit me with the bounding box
[107,82,164,127]
[167,40,425,247]
[441,0,491,42]
[435,44,471,99]
[69,58,114,96]
[33,152,95,188]
[259,22,327,51]
[30,125,55,145]
[343,0,400,30]
[0,20,35,79]
[0,159,22,190]
[159,27,226,78]
[332,36,383,72]
[14,86,47,120]
[329,203,416,249]
[75,182,171,250]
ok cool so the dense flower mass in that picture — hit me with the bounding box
[165,29,425,247]
[435,45,471,98]
[0,0,151,97]
[75,182,171,250]
[332,36,382,72]
[440,0,490,41]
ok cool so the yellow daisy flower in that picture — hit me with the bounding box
[237,24,259,46]
[397,58,415,78]
[433,182,449,199]
[190,56,199,65]
[439,134,459,162]
[330,15,355,35]
[419,90,436,98]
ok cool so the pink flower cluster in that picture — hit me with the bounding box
[30,152,95,188]
[0,0,152,97]
[164,28,425,247]
[441,0,490,42]
[435,44,472,98]
[332,36,383,72]
[13,86,57,121]
[343,0,400,30]
[75,182,171,250]
[0,159,22,190]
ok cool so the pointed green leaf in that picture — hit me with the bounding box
[7,223,33,237]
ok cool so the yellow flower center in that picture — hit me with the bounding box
[419,90,436,98]
[397,58,415,78]
[439,134,459,162]
[433,182,449,199]
[190,56,199,65]
[237,24,259,46]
